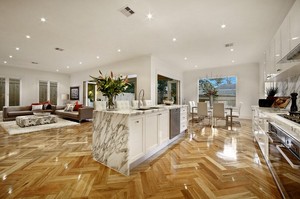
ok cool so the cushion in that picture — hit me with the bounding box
[64,104,74,112]
[73,104,83,111]
[32,104,43,110]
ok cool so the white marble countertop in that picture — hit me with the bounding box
[94,104,188,116]
[253,106,300,143]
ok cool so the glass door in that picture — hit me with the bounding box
[9,78,20,106]
[0,78,5,111]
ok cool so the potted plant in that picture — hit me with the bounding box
[266,87,278,100]
[259,86,279,107]
[90,70,130,110]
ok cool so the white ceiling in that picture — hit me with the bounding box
[0,0,295,74]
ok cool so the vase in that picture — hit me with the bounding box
[107,95,116,110]
[290,92,298,112]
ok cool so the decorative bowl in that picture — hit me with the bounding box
[163,100,174,105]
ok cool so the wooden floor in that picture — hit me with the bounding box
[0,118,281,198]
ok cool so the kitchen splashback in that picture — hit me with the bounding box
[277,74,300,107]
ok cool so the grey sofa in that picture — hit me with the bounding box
[55,105,94,122]
[2,105,55,121]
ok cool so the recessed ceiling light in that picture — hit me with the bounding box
[41,17,46,22]
[221,24,226,28]
[96,56,100,59]
[230,48,234,52]
[117,49,121,52]
[147,12,153,20]
[275,54,280,57]
[16,47,20,51]
[184,57,187,60]
[194,65,198,68]
[26,35,31,39]
[9,55,12,58]
[172,38,177,42]
[56,69,59,72]
[232,60,235,63]
[291,37,299,40]
[67,66,70,69]
[4,61,7,64]
[79,62,82,65]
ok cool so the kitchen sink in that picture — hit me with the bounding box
[134,107,161,111]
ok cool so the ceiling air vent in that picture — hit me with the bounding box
[55,47,64,51]
[225,43,234,48]
[119,6,135,17]
[31,61,38,64]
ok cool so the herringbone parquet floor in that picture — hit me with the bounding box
[0,119,281,198]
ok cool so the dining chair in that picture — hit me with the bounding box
[212,102,227,127]
[143,100,153,107]
[197,102,211,125]
[131,100,143,108]
[116,100,130,110]
[226,102,243,123]
[94,101,107,111]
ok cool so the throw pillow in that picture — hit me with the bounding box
[32,104,43,110]
[73,104,83,111]
[64,104,74,112]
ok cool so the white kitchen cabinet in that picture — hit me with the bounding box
[145,113,159,152]
[274,29,282,64]
[280,14,290,58]
[180,106,188,132]
[129,116,145,162]
[265,39,275,77]
[158,110,170,144]
[290,0,300,50]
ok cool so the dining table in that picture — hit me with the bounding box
[191,106,234,130]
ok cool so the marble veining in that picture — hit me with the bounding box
[92,111,130,175]
[277,74,300,106]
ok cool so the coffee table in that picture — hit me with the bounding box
[16,115,58,127]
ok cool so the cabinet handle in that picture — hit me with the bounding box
[158,113,162,115]
[135,121,139,123]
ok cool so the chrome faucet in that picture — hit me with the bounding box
[138,89,145,109]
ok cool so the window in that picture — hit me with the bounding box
[199,76,237,106]
[50,82,57,105]
[39,81,58,105]
[157,75,180,104]
[39,81,48,102]
[0,78,5,111]
[9,78,20,106]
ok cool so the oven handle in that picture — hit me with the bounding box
[276,145,300,169]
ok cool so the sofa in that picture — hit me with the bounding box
[3,105,94,122]
[2,105,55,121]
[55,105,94,122]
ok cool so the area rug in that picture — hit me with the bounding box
[0,118,80,135]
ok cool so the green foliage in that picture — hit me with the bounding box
[90,70,130,97]
[199,79,218,97]
[266,87,278,97]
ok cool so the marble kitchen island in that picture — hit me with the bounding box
[92,105,188,175]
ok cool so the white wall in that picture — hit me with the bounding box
[0,65,70,106]
[151,57,184,104]
[183,63,260,119]
[70,56,152,103]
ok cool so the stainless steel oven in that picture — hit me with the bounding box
[267,122,300,198]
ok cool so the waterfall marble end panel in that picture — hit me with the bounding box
[92,111,130,175]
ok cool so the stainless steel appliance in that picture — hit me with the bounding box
[170,108,180,139]
[267,122,300,198]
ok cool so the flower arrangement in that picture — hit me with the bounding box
[90,70,130,109]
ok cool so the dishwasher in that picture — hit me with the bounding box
[170,108,180,139]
